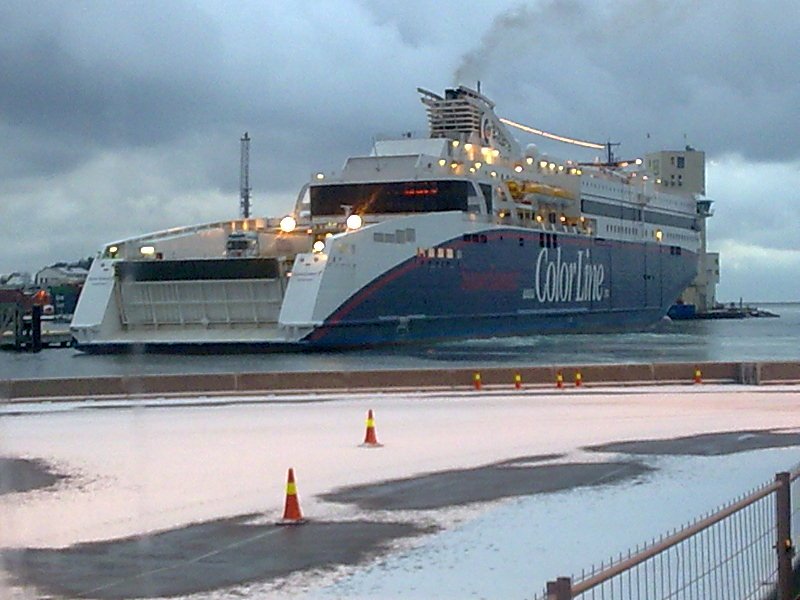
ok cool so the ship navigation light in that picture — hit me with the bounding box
[346,214,363,230]
[279,216,297,233]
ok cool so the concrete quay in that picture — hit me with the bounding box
[1,360,799,402]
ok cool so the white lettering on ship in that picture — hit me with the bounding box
[532,248,606,303]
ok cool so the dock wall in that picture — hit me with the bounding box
[1,361,799,402]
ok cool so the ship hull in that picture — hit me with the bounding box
[74,225,696,352]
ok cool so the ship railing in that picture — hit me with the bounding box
[108,217,285,248]
[533,466,800,600]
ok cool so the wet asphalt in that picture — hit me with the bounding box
[3,428,800,598]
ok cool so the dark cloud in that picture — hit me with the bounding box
[453,0,800,161]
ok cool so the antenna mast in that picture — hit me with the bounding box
[239,132,251,219]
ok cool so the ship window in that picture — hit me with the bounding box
[427,248,436,258]
[519,237,524,247]
[676,156,685,168]
[456,249,463,259]
[539,233,545,248]
[309,180,470,216]
[437,248,445,258]
[479,234,487,244]
[446,248,454,259]
[479,183,493,214]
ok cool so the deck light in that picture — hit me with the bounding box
[315,172,325,180]
[346,214,363,230]
[514,165,523,173]
[438,158,447,166]
[655,229,663,242]
[451,140,460,147]
[313,240,325,253]
[474,161,482,168]
[539,160,548,168]
[464,143,473,151]
[279,216,297,233]
[140,245,155,256]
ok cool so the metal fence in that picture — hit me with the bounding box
[535,469,800,600]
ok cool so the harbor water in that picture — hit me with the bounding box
[1,303,798,381]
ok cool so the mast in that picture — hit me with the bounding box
[239,132,251,219]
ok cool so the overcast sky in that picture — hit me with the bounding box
[1,0,798,301]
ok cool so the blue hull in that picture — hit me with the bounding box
[305,229,697,347]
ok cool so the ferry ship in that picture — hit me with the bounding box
[71,86,713,352]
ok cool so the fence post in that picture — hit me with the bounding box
[776,471,792,600]
[546,576,572,600]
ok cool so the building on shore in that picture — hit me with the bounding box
[645,147,719,313]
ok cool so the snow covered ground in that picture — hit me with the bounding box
[2,384,800,599]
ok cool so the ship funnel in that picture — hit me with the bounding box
[417,86,520,158]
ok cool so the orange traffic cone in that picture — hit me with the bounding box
[575,371,583,387]
[514,373,522,390]
[361,409,383,447]
[277,468,306,525]
[693,367,702,384]
[473,372,482,390]
[556,371,564,389]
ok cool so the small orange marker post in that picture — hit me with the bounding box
[277,468,306,525]
[693,367,702,384]
[556,371,564,389]
[514,373,522,390]
[473,372,482,390]
[361,409,383,448]
[575,371,583,387]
